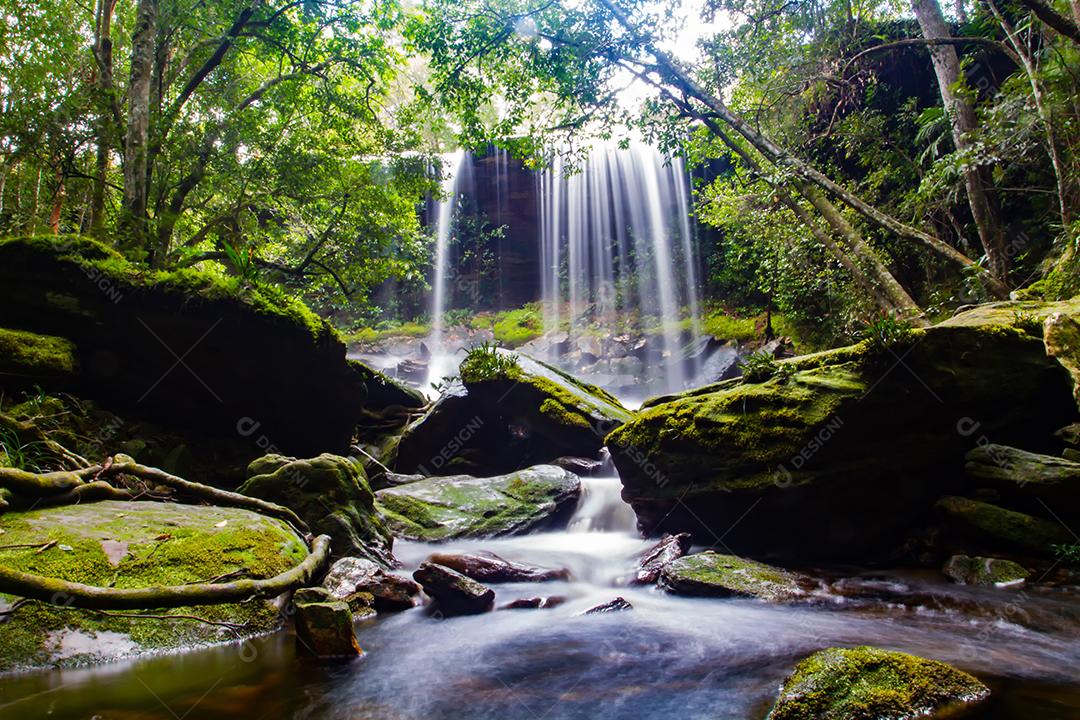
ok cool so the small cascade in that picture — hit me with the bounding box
[537,142,703,396]
[567,475,638,533]
[426,149,469,387]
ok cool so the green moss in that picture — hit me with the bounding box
[662,552,804,601]
[767,646,990,720]
[0,327,78,377]
[0,501,309,671]
[935,496,1073,555]
[539,397,591,429]
[702,310,760,342]
[492,308,543,346]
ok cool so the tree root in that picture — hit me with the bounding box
[0,412,89,470]
[0,534,332,611]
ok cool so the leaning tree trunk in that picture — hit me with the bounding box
[913,0,1012,287]
[594,0,1010,299]
[90,0,117,237]
[122,0,157,256]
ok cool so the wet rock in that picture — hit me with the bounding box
[766,646,990,720]
[425,552,569,583]
[965,444,1080,517]
[349,359,426,410]
[293,587,334,605]
[413,562,495,616]
[239,453,394,565]
[660,552,806,602]
[609,300,1080,562]
[501,596,567,610]
[582,597,633,614]
[376,465,581,541]
[942,554,1029,587]
[294,601,362,662]
[551,456,606,476]
[396,358,428,383]
[322,557,420,612]
[0,500,311,672]
[633,532,692,585]
[935,495,1073,556]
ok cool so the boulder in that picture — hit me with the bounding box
[0,236,366,456]
[660,552,807,602]
[581,597,633,614]
[935,496,1073,556]
[1044,311,1080,410]
[1057,423,1080,449]
[633,532,692,585]
[294,601,362,661]
[394,349,633,476]
[942,555,1029,587]
[0,500,310,672]
[349,360,426,411]
[293,587,335,604]
[501,596,566,610]
[609,300,1079,561]
[321,557,420,612]
[238,454,394,565]
[0,327,78,387]
[766,646,990,720]
[551,456,607,476]
[376,465,582,542]
[412,562,495,616]
[965,444,1080,518]
[425,552,569,583]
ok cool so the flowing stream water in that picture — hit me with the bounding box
[4,474,1080,719]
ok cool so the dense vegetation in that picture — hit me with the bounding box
[2,0,1078,343]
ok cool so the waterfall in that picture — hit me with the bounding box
[426,150,469,387]
[537,142,703,396]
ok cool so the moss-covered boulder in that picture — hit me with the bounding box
[394,349,632,476]
[965,444,1080,519]
[238,454,394,565]
[608,300,1078,560]
[767,646,990,719]
[1044,310,1080,411]
[0,236,366,456]
[293,600,361,661]
[660,552,807,602]
[375,465,581,541]
[0,327,78,386]
[934,495,1073,556]
[349,360,426,411]
[0,500,308,672]
[942,554,1029,587]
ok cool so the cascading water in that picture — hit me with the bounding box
[537,142,704,397]
[426,149,469,388]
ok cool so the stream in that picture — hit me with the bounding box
[3,475,1080,719]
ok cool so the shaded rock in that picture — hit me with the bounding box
[426,552,569,583]
[294,601,361,661]
[395,350,633,476]
[935,495,1072,556]
[582,597,633,614]
[942,554,1029,587]
[293,587,334,605]
[1057,423,1080,449]
[322,557,420,612]
[551,456,606,476]
[0,236,366,456]
[500,596,567,610]
[609,300,1078,562]
[412,562,495,616]
[349,359,426,410]
[239,454,393,565]
[767,646,990,720]
[1044,310,1080,411]
[660,552,806,602]
[0,500,310,672]
[369,472,426,492]
[633,532,692,585]
[376,465,581,541]
[1065,448,1080,462]
[0,327,78,388]
[966,444,1080,517]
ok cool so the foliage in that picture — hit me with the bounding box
[739,351,788,383]
[1052,543,1080,567]
[701,309,761,342]
[859,313,917,356]
[459,342,520,381]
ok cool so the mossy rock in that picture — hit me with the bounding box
[942,554,1029,587]
[934,496,1072,556]
[238,453,394,566]
[965,444,1080,520]
[0,500,309,672]
[767,646,990,719]
[659,552,806,602]
[395,350,632,477]
[0,327,78,385]
[349,360,426,411]
[375,465,581,541]
[608,301,1078,561]
[0,236,366,456]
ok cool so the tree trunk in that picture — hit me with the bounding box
[48,166,64,234]
[913,0,1011,287]
[123,0,157,255]
[595,0,1010,298]
[90,0,117,238]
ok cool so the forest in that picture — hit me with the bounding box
[1,0,1080,717]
